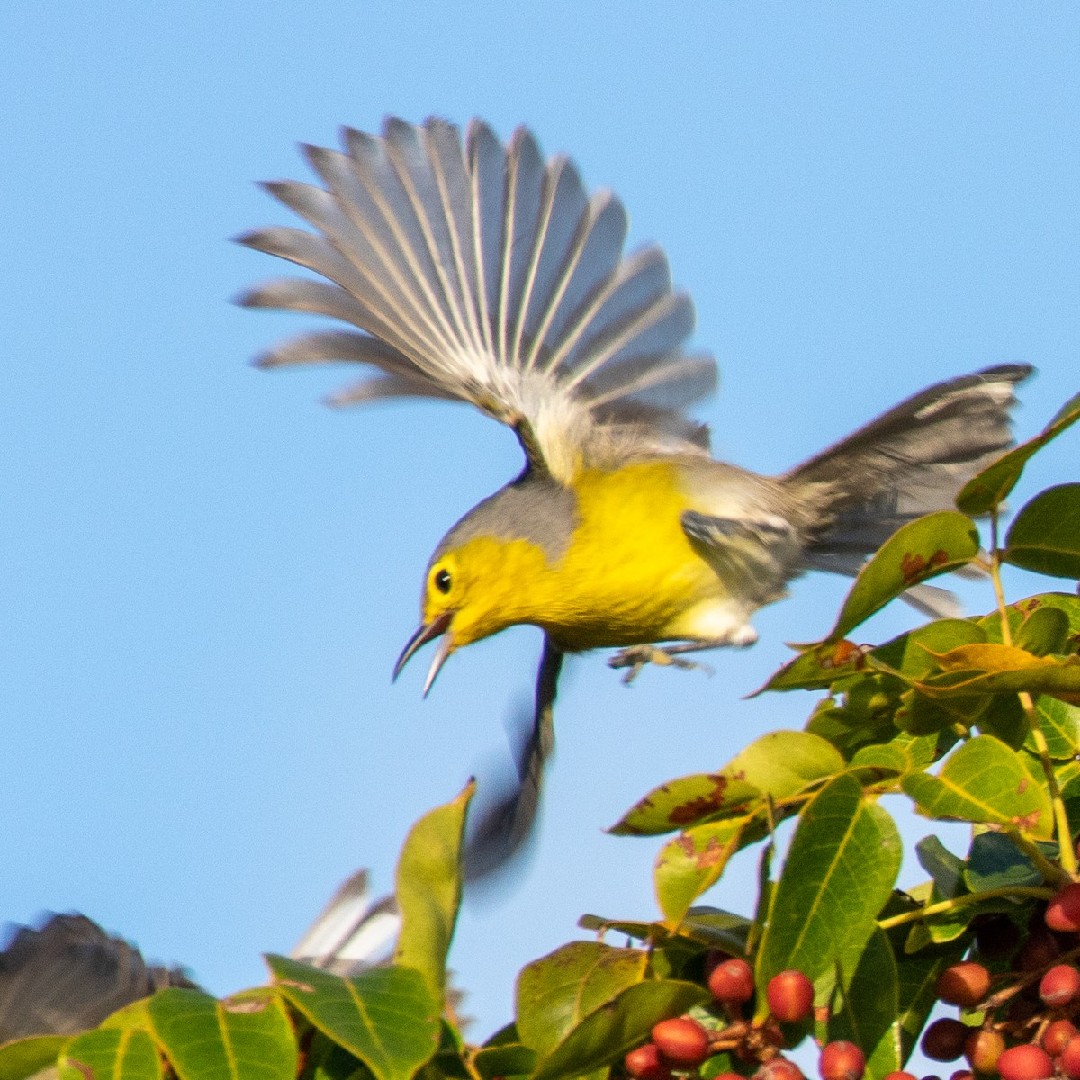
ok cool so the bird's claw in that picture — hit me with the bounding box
[608,646,713,685]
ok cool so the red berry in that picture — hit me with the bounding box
[650,1017,710,1068]
[921,1018,969,1062]
[624,1043,673,1080]
[766,969,814,1023]
[996,1044,1054,1080]
[1042,1019,1079,1055]
[880,1074,918,1080]
[1046,884,1080,933]
[1040,963,1080,1007]
[758,1058,805,1080]
[964,1029,1004,1074]
[936,962,991,1007]
[1060,1037,1080,1080]
[819,1040,866,1080]
[708,957,755,1004]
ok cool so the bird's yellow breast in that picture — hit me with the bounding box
[444,461,716,652]
[544,461,721,649]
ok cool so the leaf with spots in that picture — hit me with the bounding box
[654,817,754,923]
[610,731,843,835]
[267,958,438,1080]
[901,734,1052,839]
[825,511,980,642]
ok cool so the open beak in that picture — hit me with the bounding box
[393,611,455,696]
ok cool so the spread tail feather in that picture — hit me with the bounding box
[784,364,1032,568]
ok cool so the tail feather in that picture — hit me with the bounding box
[785,364,1032,566]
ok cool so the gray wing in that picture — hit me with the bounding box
[0,915,194,1041]
[681,509,801,609]
[237,117,716,481]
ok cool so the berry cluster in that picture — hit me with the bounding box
[621,883,1080,1080]
[623,957,864,1080]
[913,884,1080,1080]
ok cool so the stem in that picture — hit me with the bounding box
[876,886,1055,931]
[987,510,1077,879]
[1004,827,1074,886]
[1023,694,1078,879]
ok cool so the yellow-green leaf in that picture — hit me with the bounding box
[393,783,472,1002]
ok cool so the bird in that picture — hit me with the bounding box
[236,115,1031,873]
[0,870,399,1041]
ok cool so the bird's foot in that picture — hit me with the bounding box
[608,645,714,686]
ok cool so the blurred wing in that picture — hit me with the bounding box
[289,869,400,976]
[0,915,195,1041]
[237,117,716,482]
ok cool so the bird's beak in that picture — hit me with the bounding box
[393,611,455,696]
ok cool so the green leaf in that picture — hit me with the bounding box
[871,619,988,680]
[267,958,439,1080]
[957,390,1080,514]
[1004,484,1080,579]
[471,1043,535,1080]
[894,688,975,736]
[1015,606,1071,656]
[979,593,1080,645]
[515,942,647,1058]
[144,989,296,1080]
[1029,695,1080,760]
[822,928,901,1080]
[611,731,843,835]
[654,819,752,923]
[975,693,1028,750]
[964,831,1042,892]
[892,938,969,1062]
[848,742,910,776]
[59,1029,162,1080]
[915,834,965,896]
[528,980,708,1080]
[759,639,871,693]
[680,909,754,955]
[0,1037,67,1080]
[754,775,902,996]
[393,783,472,1003]
[303,1034,373,1080]
[825,512,980,641]
[472,1027,535,1080]
[901,734,1053,839]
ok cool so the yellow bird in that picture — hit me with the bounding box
[238,117,1029,871]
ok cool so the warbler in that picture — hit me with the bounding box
[238,116,1029,871]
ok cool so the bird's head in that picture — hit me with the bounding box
[392,533,553,694]
[393,479,575,693]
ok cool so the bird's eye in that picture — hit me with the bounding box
[434,568,452,594]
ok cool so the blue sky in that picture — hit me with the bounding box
[2,0,1077,1046]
